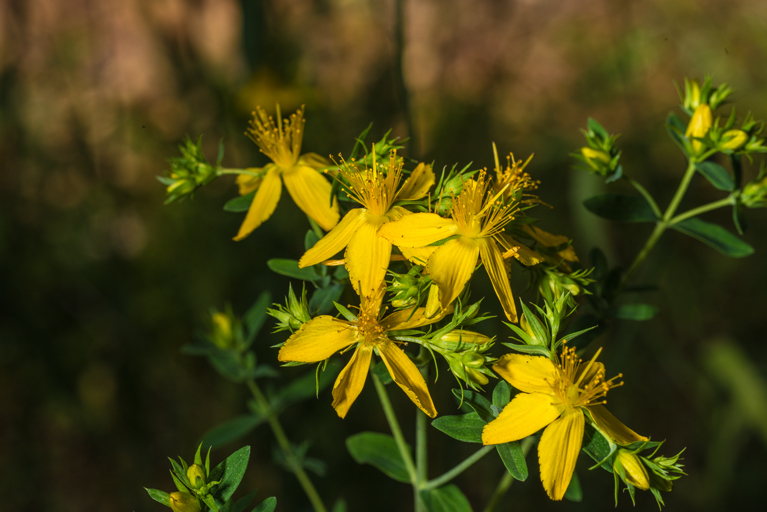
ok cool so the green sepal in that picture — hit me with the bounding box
[224,191,256,212]
[431,412,485,443]
[670,217,754,257]
[333,302,357,322]
[346,432,411,483]
[584,194,658,222]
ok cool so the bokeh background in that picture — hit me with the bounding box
[3,0,767,511]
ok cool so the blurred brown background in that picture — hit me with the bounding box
[2,0,767,511]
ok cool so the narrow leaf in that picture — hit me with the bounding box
[346,432,411,483]
[431,413,485,443]
[492,381,511,408]
[695,161,734,191]
[564,471,583,502]
[201,415,265,449]
[252,497,277,512]
[671,217,754,257]
[145,488,170,506]
[224,192,255,212]
[267,259,320,281]
[420,484,474,512]
[584,194,658,222]
[451,389,495,423]
[496,441,528,481]
[210,446,251,505]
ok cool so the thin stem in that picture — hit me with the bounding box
[663,159,697,222]
[422,446,494,490]
[372,374,419,484]
[622,222,666,284]
[218,168,263,177]
[482,437,535,512]
[246,379,327,512]
[625,175,662,219]
[669,196,734,226]
[416,410,428,484]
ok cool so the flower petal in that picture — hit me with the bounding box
[278,316,357,363]
[380,306,448,331]
[538,409,585,501]
[396,163,435,201]
[233,167,282,241]
[236,165,270,195]
[400,245,438,265]
[299,209,366,267]
[377,212,459,248]
[500,234,545,266]
[480,238,517,322]
[482,392,564,445]
[523,225,578,262]
[587,405,647,445]
[296,152,332,169]
[493,354,558,394]
[332,344,373,418]
[428,236,480,310]
[345,213,391,297]
[282,165,340,231]
[378,340,437,418]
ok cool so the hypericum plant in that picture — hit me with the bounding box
[153,76,766,511]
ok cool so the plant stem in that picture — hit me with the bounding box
[372,374,419,485]
[246,379,327,512]
[482,437,535,512]
[625,175,662,219]
[663,159,697,222]
[218,168,263,177]
[669,196,734,226]
[422,446,494,490]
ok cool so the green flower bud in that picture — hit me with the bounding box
[689,79,701,109]
[614,450,651,491]
[461,351,486,369]
[720,129,748,150]
[186,464,206,490]
[581,147,611,166]
[432,330,492,351]
[519,314,545,346]
[742,176,767,208]
[686,104,713,154]
[169,492,201,512]
[650,472,673,492]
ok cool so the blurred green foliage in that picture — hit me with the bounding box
[2,1,767,511]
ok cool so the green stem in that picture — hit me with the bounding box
[625,175,662,219]
[422,446,494,490]
[482,437,535,512]
[246,379,327,512]
[372,374,419,485]
[668,196,734,226]
[663,159,697,223]
[218,168,263,177]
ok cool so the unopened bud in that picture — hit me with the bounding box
[434,330,492,351]
[186,464,206,490]
[689,79,701,109]
[461,351,486,369]
[614,451,651,491]
[424,284,442,318]
[169,492,201,512]
[686,104,713,153]
[581,147,611,167]
[720,129,748,150]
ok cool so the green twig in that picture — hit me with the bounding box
[372,374,419,485]
[625,175,662,219]
[669,196,735,226]
[246,379,327,512]
[422,446,494,491]
[217,168,263,177]
[482,437,535,512]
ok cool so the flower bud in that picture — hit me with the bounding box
[424,284,442,318]
[210,312,234,349]
[519,314,545,346]
[688,79,701,109]
[433,330,492,351]
[461,351,486,369]
[169,492,201,512]
[742,175,767,208]
[581,147,611,166]
[685,104,713,153]
[186,464,206,490]
[614,450,651,491]
[720,129,748,150]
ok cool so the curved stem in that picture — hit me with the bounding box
[668,196,734,226]
[372,373,418,485]
[422,446,494,491]
[625,175,662,219]
[246,379,327,512]
[663,159,697,223]
[482,437,535,512]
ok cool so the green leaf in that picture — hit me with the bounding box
[564,471,582,502]
[309,283,345,315]
[201,415,265,449]
[305,230,321,251]
[431,412,485,443]
[609,304,658,321]
[225,489,257,512]
[332,499,347,512]
[492,381,511,408]
[587,117,609,139]
[582,424,614,472]
[244,292,272,347]
[210,446,251,506]
[346,432,411,483]
[372,361,393,385]
[451,389,495,423]
[272,365,338,409]
[496,441,528,481]
[267,259,320,281]
[733,203,748,235]
[252,497,277,512]
[420,485,473,512]
[224,191,255,212]
[670,217,755,257]
[584,194,658,222]
[209,350,247,382]
[500,342,551,357]
[695,161,735,191]
[666,113,689,155]
[144,488,170,506]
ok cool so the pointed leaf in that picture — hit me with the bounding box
[210,446,251,506]
[670,217,754,257]
[145,488,170,506]
[225,191,256,212]
[695,161,734,191]
[267,259,320,281]
[431,412,485,443]
[227,489,257,512]
[201,415,265,449]
[492,381,511,408]
[564,471,583,502]
[420,485,473,512]
[582,424,614,472]
[451,389,495,423]
[252,497,277,512]
[309,283,345,315]
[496,441,528,481]
[346,432,411,483]
[609,304,658,321]
[244,292,272,347]
[584,194,658,222]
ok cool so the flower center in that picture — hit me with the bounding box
[246,105,304,168]
[552,346,623,410]
[450,171,518,240]
[355,309,388,347]
[338,152,403,217]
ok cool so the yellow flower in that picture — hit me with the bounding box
[233,106,340,240]
[298,153,434,298]
[685,103,713,154]
[278,287,443,418]
[491,144,540,206]
[482,347,646,501]
[521,224,578,267]
[378,171,520,322]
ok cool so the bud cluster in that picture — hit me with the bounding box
[164,445,220,512]
[741,165,767,208]
[611,443,686,508]
[159,137,222,204]
[268,284,312,333]
[432,162,477,215]
[387,265,433,309]
[573,118,622,181]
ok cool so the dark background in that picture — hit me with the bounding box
[2,1,767,511]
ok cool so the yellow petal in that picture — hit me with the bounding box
[479,238,517,322]
[380,306,447,331]
[386,205,411,222]
[299,208,366,268]
[332,344,373,418]
[522,225,578,262]
[278,316,357,363]
[296,152,332,169]
[282,165,340,231]
[378,212,459,248]
[538,409,585,501]
[378,340,437,417]
[236,165,270,195]
[586,405,647,445]
[493,354,558,394]
[400,245,438,265]
[500,234,545,266]
[482,392,564,445]
[345,213,391,298]
[396,162,435,201]
[427,236,479,310]
[233,167,282,241]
